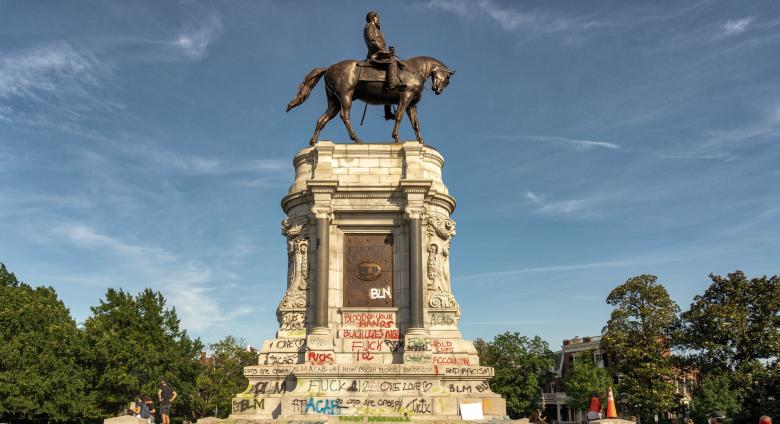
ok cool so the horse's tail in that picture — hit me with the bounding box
[286,67,327,112]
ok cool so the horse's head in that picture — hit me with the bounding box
[431,66,455,95]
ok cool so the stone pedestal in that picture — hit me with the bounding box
[230,142,507,422]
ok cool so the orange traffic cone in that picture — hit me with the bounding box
[606,387,618,418]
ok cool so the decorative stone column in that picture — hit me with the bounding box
[306,187,336,357]
[312,209,331,333]
[400,176,432,335]
[306,142,338,335]
[307,199,335,336]
[405,207,424,332]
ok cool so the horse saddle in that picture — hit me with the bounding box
[357,59,407,83]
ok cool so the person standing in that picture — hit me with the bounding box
[157,378,177,424]
[759,416,772,424]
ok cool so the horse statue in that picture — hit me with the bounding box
[286,56,454,145]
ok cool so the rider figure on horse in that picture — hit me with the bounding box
[364,11,402,120]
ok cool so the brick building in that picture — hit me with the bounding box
[541,336,608,424]
[541,335,695,424]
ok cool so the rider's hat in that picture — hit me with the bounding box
[366,11,378,22]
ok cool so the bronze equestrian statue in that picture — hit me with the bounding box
[286,11,455,145]
[364,11,401,121]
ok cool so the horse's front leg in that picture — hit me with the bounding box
[406,104,423,144]
[392,95,412,143]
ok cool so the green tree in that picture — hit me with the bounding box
[0,263,99,422]
[563,349,611,415]
[681,271,779,372]
[476,332,555,419]
[601,275,680,422]
[473,338,490,364]
[680,271,780,423]
[191,335,256,418]
[83,287,203,418]
[689,373,740,424]
[739,361,779,423]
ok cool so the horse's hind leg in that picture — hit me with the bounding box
[337,93,361,143]
[309,91,339,145]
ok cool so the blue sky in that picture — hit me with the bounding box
[1,0,779,350]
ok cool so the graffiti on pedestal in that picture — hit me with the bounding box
[343,312,395,328]
[291,397,433,417]
[239,380,289,397]
[232,398,265,413]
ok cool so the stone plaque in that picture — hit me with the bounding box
[344,234,393,307]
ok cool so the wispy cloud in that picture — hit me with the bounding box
[0,41,118,134]
[0,41,108,101]
[525,190,542,204]
[659,104,780,161]
[524,190,599,217]
[460,260,644,281]
[419,0,611,37]
[79,3,223,63]
[55,223,171,261]
[53,222,253,331]
[470,319,572,325]
[492,135,620,151]
[527,135,620,151]
[172,12,223,59]
[99,137,289,176]
[723,17,752,36]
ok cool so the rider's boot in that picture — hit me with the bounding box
[385,48,406,91]
[384,105,395,120]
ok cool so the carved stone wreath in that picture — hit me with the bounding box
[428,290,459,310]
[427,215,456,241]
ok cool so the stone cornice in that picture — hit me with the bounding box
[399,179,433,194]
[428,191,456,213]
[306,179,339,194]
[282,186,456,215]
[281,191,310,214]
[422,149,445,169]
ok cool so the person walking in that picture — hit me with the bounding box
[157,378,177,424]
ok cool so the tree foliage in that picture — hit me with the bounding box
[191,335,256,418]
[689,373,740,424]
[681,271,779,371]
[476,332,555,419]
[0,263,99,422]
[738,362,779,423]
[563,349,612,414]
[83,287,203,417]
[681,271,780,423]
[601,275,680,421]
